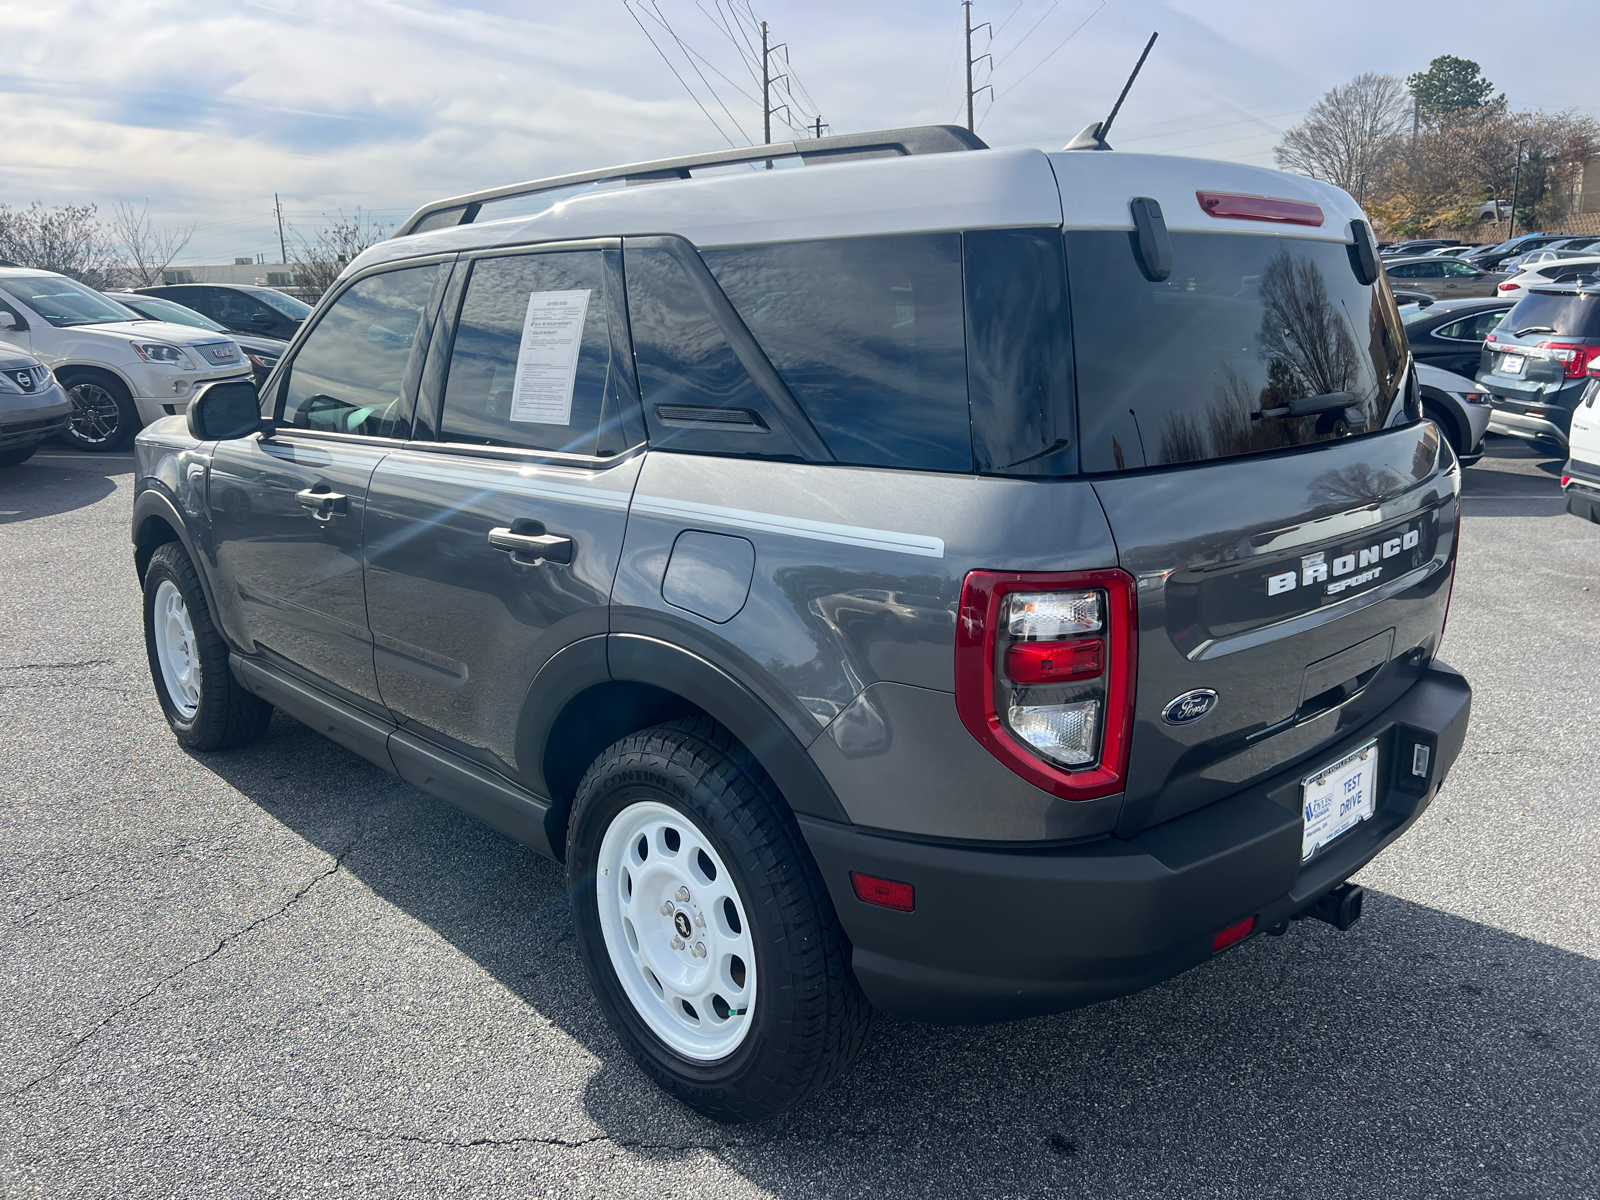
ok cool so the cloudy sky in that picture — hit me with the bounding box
[3,0,1596,263]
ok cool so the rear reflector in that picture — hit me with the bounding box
[1196,191,1325,227]
[851,871,915,912]
[1212,915,1257,952]
[1562,475,1572,487]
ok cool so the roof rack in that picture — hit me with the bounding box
[393,124,988,238]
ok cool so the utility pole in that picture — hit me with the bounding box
[760,20,789,166]
[813,115,828,138]
[274,193,287,264]
[1508,137,1527,240]
[1356,173,1366,205]
[963,2,992,134]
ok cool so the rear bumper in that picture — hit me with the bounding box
[801,662,1472,1024]
[1564,458,1600,522]
[1488,409,1567,446]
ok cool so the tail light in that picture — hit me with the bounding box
[1536,342,1600,379]
[955,569,1136,800]
[1195,191,1324,227]
[1497,282,1521,293]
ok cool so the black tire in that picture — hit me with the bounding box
[567,717,873,1122]
[58,371,139,452]
[0,445,37,467]
[142,542,272,751]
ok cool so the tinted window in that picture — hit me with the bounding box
[1435,310,1507,341]
[210,288,274,327]
[440,251,616,455]
[963,228,1073,475]
[704,233,970,472]
[1442,261,1480,277]
[251,289,313,320]
[121,295,228,331]
[1067,231,1408,472]
[0,276,137,327]
[280,264,439,436]
[1501,291,1600,339]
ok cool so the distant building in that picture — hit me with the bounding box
[160,261,298,288]
[1577,158,1600,215]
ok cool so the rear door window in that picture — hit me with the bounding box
[1067,231,1407,472]
[703,233,971,472]
[439,250,626,455]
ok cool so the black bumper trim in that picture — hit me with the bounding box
[800,663,1471,1024]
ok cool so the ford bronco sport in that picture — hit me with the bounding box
[131,125,1472,1122]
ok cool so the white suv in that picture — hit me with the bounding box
[0,268,252,451]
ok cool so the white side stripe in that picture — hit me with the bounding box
[389,460,633,510]
[631,494,944,558]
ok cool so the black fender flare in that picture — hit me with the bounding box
[515,632,852,833]
[131,487,224,626]
[606,633,850,824]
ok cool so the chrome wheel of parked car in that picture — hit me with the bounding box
[595,798,758,1062]
[61,376,136,451]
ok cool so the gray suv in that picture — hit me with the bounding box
[131,126,1472,1121]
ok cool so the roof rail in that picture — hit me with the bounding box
[393,124,988,239]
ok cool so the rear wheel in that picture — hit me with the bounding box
[59,372,138,452]
[567,718,872,1122]
[143,542,272,750]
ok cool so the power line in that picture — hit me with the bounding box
[641,0,756,142]
[993,0,1057,70]
[994,0,1105,100]
[623,1,742,148]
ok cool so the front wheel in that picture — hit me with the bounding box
[143,542,272,750]
[59,372,138,452]
[568,718,872,1122]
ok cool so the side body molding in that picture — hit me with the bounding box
[606,633,852,824]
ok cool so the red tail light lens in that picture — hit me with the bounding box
[955,569,1137,801]
[1536,342,1600,379]
[1196,191,1324,227]
[1497,282,1521,293]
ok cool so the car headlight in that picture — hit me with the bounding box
[130,341,196,369]
[244,351,280,371]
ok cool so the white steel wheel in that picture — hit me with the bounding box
[595,799,757,1062]
[151,579,201,720]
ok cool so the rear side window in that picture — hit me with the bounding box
[704,233,971,472]
[1068,231,1407,473]
[1500,291,1600,338]
[440,251,621,455]
[1435,311,1506,341]
[280,264,440,437]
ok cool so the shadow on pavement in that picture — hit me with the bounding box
[1460,436,1567,519]
[196,712,1600,1199]
[0,448,130,525]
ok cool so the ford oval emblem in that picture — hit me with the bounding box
[1162,689,1218,726]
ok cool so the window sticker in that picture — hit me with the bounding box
[509,289,591,425]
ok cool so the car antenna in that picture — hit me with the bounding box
[1064,31,1158,151]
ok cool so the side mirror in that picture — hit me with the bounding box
[0,311,19,331]
[250,313,274,325]
[187,379,266,441]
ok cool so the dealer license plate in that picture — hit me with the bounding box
[1301,740,1378,862]
[1500,354,1526,376]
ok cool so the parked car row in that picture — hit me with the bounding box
[0,269,308,453]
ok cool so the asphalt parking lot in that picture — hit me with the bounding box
[2,437,1597,1199]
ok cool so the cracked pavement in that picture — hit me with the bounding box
[1,440,1597,1199]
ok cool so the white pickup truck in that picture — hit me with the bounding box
[0,267,252,451]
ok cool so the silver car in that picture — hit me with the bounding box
[0,348,70,467]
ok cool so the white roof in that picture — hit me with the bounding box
[347,145,1364,280]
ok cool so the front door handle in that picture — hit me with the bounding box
[489,521,573,565]
[296,486,348,520]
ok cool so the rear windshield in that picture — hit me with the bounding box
[1501,290,1600,339]
[1066,231,1408,473]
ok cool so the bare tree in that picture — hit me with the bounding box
[111,201,195,287]
[1275,73,1411,195]
[288,209,391,301]
[0,202,118,285]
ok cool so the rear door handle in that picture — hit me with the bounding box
[488,523,573,565]
[296,487,348,520]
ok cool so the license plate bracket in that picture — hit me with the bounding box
[1500,354,1526,376]
[1300,739,1378,862]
